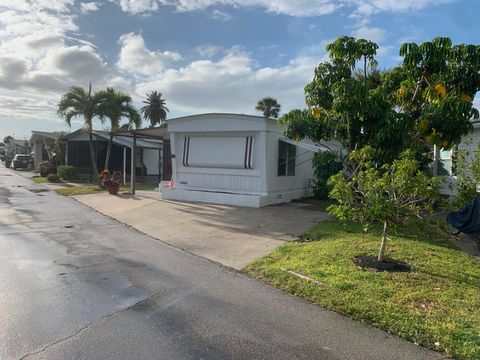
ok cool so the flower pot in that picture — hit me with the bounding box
[107,183,120,195]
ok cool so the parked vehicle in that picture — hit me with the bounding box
[11,154,33,170]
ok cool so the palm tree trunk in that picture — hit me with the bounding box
[88,132,100,186]
[104,133,113,171]
[378,220,388,262]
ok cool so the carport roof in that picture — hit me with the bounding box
[30,131,57,141]
[65,129,163,149]
[104,132,163,150]
[130,125,169,139]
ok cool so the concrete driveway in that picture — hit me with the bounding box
[74,191,328,269]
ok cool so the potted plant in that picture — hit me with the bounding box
[100,170,122,195]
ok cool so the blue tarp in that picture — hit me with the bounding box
[447,197,480,242]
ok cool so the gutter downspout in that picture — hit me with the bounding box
[130,134,136,194]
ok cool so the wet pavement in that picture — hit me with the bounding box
[0,165,443,360]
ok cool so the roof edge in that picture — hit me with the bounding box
[165,113,277,124]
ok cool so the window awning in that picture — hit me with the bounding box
[280,138,335,153]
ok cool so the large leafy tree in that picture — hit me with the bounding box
[280,36,480,167]
[57,84,105,185]
[280,36,480,264]
[328,147,441,262]
[141,91,169,127]
[255,97,281,119]
[98,87,141,170]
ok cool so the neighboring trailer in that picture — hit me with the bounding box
[162,113,337,207]
[64,130,163,182]
[434,121,480,196]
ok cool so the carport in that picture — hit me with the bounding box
[112,126,170,194]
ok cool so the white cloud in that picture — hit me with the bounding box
[0,0,130,131]
[0,0,75,13]
[211,9,232,21]
[351,0,455,15]
[195,43,222,57]
[80,2,100,13]
[110,0,455,17]
[114,0,159,14]
[353,26,386,42]
[112,0,338,16]
[134,47,317,115]
[117,32,182,77]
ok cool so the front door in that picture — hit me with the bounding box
[162,139,172,181]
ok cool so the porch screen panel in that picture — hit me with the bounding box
[183,136,254,169]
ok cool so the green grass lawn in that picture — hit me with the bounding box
[55,185,105,196]
[31,176,48,184]
[54,182,157,196]
[246,219,480,360]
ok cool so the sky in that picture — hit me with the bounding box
[0,0,478,140]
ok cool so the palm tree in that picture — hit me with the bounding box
[57,84,105,185]
[255,97,281,119]
[98,87,141,171]
[141,91,169,127]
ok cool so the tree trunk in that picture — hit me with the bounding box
[364,55,367,84]
[104,133,113,171]
[378,220,388,262]
[88,132,100,186]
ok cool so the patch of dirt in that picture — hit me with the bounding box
[353,255,411,272]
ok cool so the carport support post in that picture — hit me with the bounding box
[130,134,136,194]
[123,146,127,185]
[158,147,162,183]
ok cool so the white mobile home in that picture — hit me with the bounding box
[162,113,333,207]
[433,121,480,195]
[30,131,57,168]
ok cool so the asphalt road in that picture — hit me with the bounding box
[0,166,443,360]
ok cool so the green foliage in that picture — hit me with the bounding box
[280,36,480,167]
[328,147,441,230]
[97,87,141,170]
[52,132,68,166]
[3,135,13,144]
[255,97,281,119]
[327,147,441,260]
[57,84,106,185]
[57,165,76,181]
[311,152,342,199]
[42,131,68,166]
[97,87,141,131]
[141,91,168,127]
[57,84,106,129]
[450,140,480,208]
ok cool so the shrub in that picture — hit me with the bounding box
[57,165,76,181]
[311,152,343,199]
[328,147,441,261]
[450,140,480,208]
[47,173,60,182]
